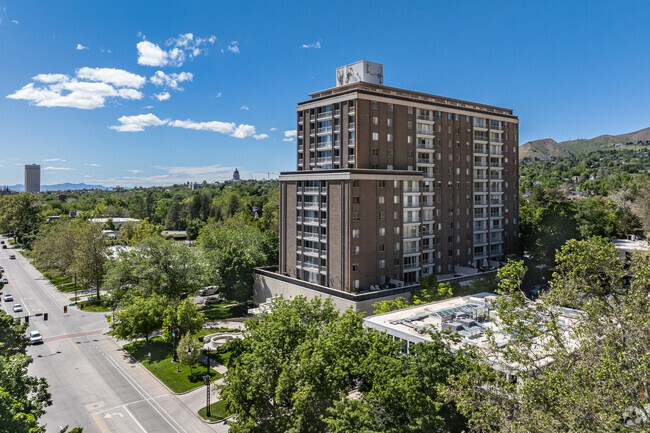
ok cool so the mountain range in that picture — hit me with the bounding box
[519,127,650,160]
[5,183,109,192]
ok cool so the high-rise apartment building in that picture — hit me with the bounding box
[24,164,41,193]
[278,61,519,294]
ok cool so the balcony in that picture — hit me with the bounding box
[333,140,341,148]
[474,201,488,207]
[334,109,341,117]
[348,122,356,129]
[490,200,504,206]
[490,174,503,181]
[474,186,488,193]
[490,124,503,132]
[490,137,504,144]
[416,126,435,136]
[333,156,340,164]
[473,135,489,143]
[403,202,421,209]
[490,149,504,156]
[317,157,333,165]
[304,186,319,194]
[403,218,420,225]
[333,125,341,133]
[317,143,333,151]
[348,107,355,115]
[404,186,420,193]
[417,114,434,122]
[417,158,435,165]
[303,203,320,210]
[302,232,319,240]
[403,262,421,270]
[474,237,488,246]
[474,213,488,220]
[403,247,420,255]
[490,248,504,256]
[348,156,355,163]
[317,111,332,120]
[302,262,320,272]
[303,247,319,256]
[474,146,488,155]
[474,225,488,233]
[310,114,315,122]
[422,229,435,237]
[404,231,421,240]
[302,217,319,225]
[317,126,332,134]
[417,141,434,150]
[474,161,488,167]
[474,174,488,180]
[473,121,488,130]
[298,117,304,125]
[348,140,356,147]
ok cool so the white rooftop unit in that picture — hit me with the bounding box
[336,61,383,87]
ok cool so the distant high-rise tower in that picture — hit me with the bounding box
[24,164,41,193]
[233,168,240,181]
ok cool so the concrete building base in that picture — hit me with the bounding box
[253,267,417,315]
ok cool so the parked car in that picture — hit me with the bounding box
[9,254,16,259]
[4,293,13,302]
[2,245,6,249]
[203,296,223,305]
[29,330,43,345]
[1,277,7,284]
[198,286,219,296]
[0,265,4,271]
[13,304,22,312]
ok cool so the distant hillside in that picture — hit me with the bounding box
[7,183,109,192]
[520,127,650,160]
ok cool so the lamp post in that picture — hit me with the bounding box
[203,347,212,417]
[205,347,211,375]
[74,272,77,305]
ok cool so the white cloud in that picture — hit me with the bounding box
[43,158,66,162]
[301,41,321,49]
[150,71,193,90]
[77,67,146,88]
[283,138,295,142]
[137,41,168,67]
[76,43,89,50]
[169,119,236,135]
[253,134,269,140]
[109,113,168,132]
[269,127,277,131]
[215,92,222,98]
[7,68,145,109]
[84,175,92,178]
[284,129,297,138]
[154,92,170,101]
[231,124,256,139]
[227,41,239,54]
[85,163,100,167]
[44,166,73,171]
[127,169,142,174]
[240,105,249,111]
[138,33,216,67]
[12,20,19,24]
[142,105,154,109]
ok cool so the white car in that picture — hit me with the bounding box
[1,277,8,284]
[3,293,13,302]
[13,304,22,312]
[29,330,43,345]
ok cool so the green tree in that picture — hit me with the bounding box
[0,311,52,433]
[217,246,255,302]
[110,294,167,343]
[176,333,202,374]
[221,296,466,433]
[71,221,107,300]
[162,299,205,341]
[443,240,650,433]
[0,193,42,247]
[103,236,206,301]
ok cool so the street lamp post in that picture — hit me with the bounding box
[74,272,77,305]
[204,347,212,417]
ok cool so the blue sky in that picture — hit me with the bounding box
[1,0,649,187]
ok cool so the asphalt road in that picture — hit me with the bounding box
[0,238,225,433]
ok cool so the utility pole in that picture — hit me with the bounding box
[74,272,77,305]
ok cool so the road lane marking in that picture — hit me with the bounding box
[91,413,108,433]
[68,339,79,351]
[93,395,168,416]
[44,329,105,343]
[123,406,148,433]
[45,342,56,355]
[101,352,185,433]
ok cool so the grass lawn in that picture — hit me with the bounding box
[198,400,231,422]
[193,327,238,343]
[78,300,115,312]
[201,303,248,321]
[124,337,223,393]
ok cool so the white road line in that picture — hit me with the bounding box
[101,352,185,433]
[123,406,148,433]
[93,395,168,415]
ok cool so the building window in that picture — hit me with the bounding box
[352,246,360,255]
[352,180,360,188]
[379,259,386,269]
[387,149,394,157]
[395,242,400,251]
[373,116,379,126]
[372,102,379,110]
[378,211,386,220]
[352,212,359,221]
[379,243,385,252]
[393,180,400,188]
[379,227,385,236]
[387,133,393,142]
[372,148,379,156]
[407,135,413,144]
[352,264,359,272]
[372,132,379,141]
[387,118,393,127]
[378,180,385,188]
[354,279,360,289]
[352,196,360,204]
[394,211,400,220]
[353,229,360,238]
[378,196,385,204]
[394,195,400,204]
[387,103,393,112]
[408,106,413,114]
[394,226,400,235]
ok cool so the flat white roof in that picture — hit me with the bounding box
[612,238,650,252]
